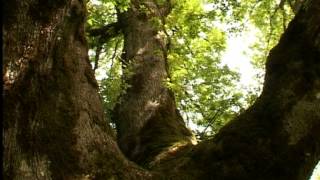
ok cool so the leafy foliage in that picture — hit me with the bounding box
[165,0,246,138]
[249,0,295,70]
[86,1,123,121]
[86,0,292,140]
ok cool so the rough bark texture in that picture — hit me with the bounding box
[153,1,320,179]
[113,0,194,166]
[3,0,320,179]
[3,0,151,179]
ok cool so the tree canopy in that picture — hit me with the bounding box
[86,0,296,139]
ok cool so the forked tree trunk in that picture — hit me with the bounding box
[113,0,194,166]
[3,0,320,179]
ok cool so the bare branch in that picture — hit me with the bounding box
[200,108,223,136]
[93,45,103,71]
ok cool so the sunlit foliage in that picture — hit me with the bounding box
[86,0,293,139]
[165,0,245,139]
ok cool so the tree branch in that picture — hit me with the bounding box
[93,44,103,71]
[87,22,122,41]
[200,108,223,137]
[107,38,121,78]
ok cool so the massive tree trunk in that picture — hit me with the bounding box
[154,1,320,179]
[3,0,150,179]
[113,0,194,166]
[3,0,320,179]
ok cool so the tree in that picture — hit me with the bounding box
[3,0,320,179]
[3,0,149,179]
[87,0,248,140]
[111,0,198,165]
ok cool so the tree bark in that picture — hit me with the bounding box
[113,0,194,166]
[153,1,320,179]
[3,0,320,179]
[3,0,151,179]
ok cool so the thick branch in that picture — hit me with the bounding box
[113,1,194,166]
[155,1,320,179]
[87,22,122,41]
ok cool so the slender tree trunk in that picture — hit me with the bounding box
[113,0,194,166]
[3,0,150,179]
